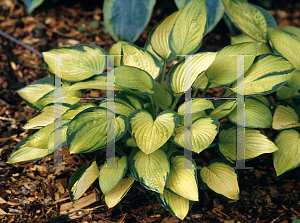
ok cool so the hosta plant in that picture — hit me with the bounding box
[8,0,300,220]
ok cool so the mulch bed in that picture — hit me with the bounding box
[1,0,300,222]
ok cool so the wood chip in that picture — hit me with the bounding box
[162,216,180,223]
[0,208,7,215]
[24,182,37,192]
[117,214,127,223]
[56,182,65,194]
[60,193,99,215]
[0,197,7,204]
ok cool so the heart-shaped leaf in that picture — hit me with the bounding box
[115,92,144,110]
[180,111,207,125]
[177,99,214,116]
[7,146,50,164]
[122,44,161,79]
[148,10,181,62]
[105,174,134,208]
[231,34,273,55]
[173,117,219,154]
[253,5,277,28]
[200,160,239,200]
[209,100,237,120]
[99,156,128,195]
[61,103,96,120]
[103,0,155,43]
[205,42,260,85]
[108,41,127,66]
[67,107,128,154]
[169,0,207,56]
[126,138,137,147]
[100,98,136,117]
[144,39,164,66]
[272,103,300,130]
[68,160,99,202]
[193,71,221,90]
[166,52,216,95]
[67,75,123,92]
[174,0,224,35]
[205,0,224,34]
[227,97,273,128]
[269,28,300,69]
[280,26,300,40]
[129,148,170,194]
[221,0,267,42]
[43,45,107,81]
[165,153,198,201]
[24,103,71,129]
[276,85,300,100]
[230,54,295,96]
[7,122,63,164]
[33,86,83,110]
[218,126,278,163]
[128,110,179,154]
[273,130,300,176]
[156,189,193,220]
[252,95,271,108]
[287,69,300,92]
[115,66,154,95]
[47,120,71,153]
[17,77,55,110]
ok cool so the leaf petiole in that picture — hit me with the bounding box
[149,95,156,119]
[201,82,211,98]
[192,88,199,98]
[160,60,167,85]
[171,95,180,111]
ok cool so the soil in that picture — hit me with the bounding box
[1,0,300,222]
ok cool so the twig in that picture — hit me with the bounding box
[201,82,211,98]
[0,116,16,121]
[0,29,43,58]
[192,88,199,98]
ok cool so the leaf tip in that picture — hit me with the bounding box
[6,160,12,164]
[69,150,76,155]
